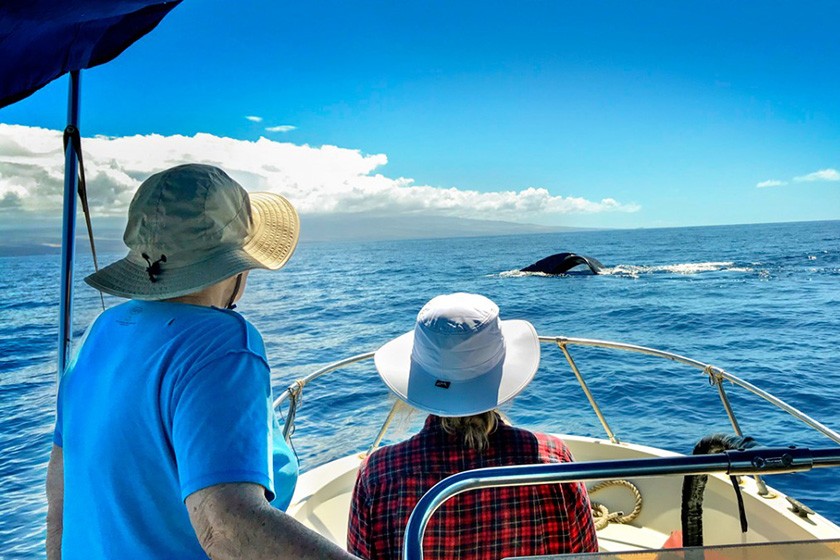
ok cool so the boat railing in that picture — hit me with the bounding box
[399,447,840,560]
[273,336,840,464]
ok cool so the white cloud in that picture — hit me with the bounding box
[245,115,263,122]
[793,168,840,182]
[265,125,296,133]
[756,179,786,188]
[0,124,640,221]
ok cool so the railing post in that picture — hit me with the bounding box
[707,366,771,496]
[367,400,405,457]
[557,339,619,444]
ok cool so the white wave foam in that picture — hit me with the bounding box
[658,261,736,274]
[499,269,552,278]
[602,262,751,276]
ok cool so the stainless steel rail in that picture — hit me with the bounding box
[274,351,375,442]
[273,336,840,450]
[402,447,840,560]
[556,340,619,444]
[541,336,840,446]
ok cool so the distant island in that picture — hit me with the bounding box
[298,214,598,243]
[0,212,598,256]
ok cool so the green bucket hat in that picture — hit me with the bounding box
[85,163,299,300]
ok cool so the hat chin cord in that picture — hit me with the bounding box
[225,273,243,310]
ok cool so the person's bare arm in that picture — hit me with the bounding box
[46,445,64,560]
[186,482,359,560]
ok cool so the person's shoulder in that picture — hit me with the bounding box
[531,430,574,460]
[93,300,136,322]
[175,304,265,351]
[167,302,246,325]
[209,310,267,362]
[130,301,267,360]
[497,422,549,443]
[359,437,416,481]
[212,307,264,342]
[498,424,572,457]
[363,439,409,467]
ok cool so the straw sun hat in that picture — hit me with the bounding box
[374,293,541,417]
[85,163,299,300]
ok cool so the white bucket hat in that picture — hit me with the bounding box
[85,163,299,300]
[374,293,540,417]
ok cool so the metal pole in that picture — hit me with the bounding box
[58,71,81,378]
[713,378,771,496]
[557,341,619,443]
[367,400,404,457]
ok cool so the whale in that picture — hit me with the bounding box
[520,252,604,275]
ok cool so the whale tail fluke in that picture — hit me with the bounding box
[521,252,603,275]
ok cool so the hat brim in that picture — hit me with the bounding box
[243,192,300,270]
[374,319,540,417]
[85,191,299,300]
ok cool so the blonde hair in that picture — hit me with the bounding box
[440,410,500,452]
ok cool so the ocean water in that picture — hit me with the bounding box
[1,220,839,558]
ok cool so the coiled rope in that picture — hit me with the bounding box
[589,479,643,531]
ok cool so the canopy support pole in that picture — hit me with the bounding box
[58,70,81,378]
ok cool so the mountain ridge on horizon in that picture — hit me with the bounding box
[0,213,598,256]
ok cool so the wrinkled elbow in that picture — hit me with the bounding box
[196,523,223,558]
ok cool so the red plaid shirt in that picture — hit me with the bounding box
[347,415,598,560]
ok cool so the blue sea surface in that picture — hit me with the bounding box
[1,220,839,558]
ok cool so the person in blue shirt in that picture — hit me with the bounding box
[46,163,357,560]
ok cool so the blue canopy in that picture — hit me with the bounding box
[0,0,182,108]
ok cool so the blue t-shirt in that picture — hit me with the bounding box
[54,300,298,559]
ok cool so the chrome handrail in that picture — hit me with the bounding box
[273,351,374,441]
[273,336,840,449]
[542,336,840,446]
[401,447,840,560]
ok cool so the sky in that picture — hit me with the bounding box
[1,0,839,232]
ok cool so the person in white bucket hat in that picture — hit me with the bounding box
[347,293,598,560]
[47,164,357,560]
